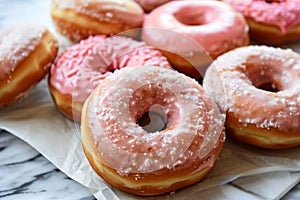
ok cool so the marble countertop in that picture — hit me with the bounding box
[1,0,300,199]
[0,130,94,200]
[1,129,300,200]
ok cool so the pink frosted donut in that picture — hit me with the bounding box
[81,66,225,195]
[142,0,249,79]
[0,23,58,108]
[49,35,170,121]
[203,45,300,149]
[134,0,173,12]
[223,0,300,45]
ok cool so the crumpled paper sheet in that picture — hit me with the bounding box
[1,79,300,200]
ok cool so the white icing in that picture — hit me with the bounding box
[204,45,300,132]
[0,24,45,79]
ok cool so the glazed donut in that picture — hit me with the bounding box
[133,0,173,12]
[142,0,249,79]
[49,35,170,121]
[223,0,300,45]
[81,66,225,196]
[50,0,144,42]
[203,45,300,149]
[0,23,58,108]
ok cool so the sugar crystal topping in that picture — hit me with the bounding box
[0,24,46,79]
[87,66,225,175]
[204,46,300,131]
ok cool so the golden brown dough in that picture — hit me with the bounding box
[0,24,58,108]
[50,0,144,42]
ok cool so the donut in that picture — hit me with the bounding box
[50,0,144,42]
[0,23,58,108]
[203,45,300,149]
[223,0,300,45]
[49,35,170,121]
[81,66,225,196]
[142,0,249,79]
[133,0,173,12]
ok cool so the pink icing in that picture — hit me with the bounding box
[0,24,46,79]
[86,66,225,175]
[50,35,107,99]
[142,1,248,59]
[224,0,300,33]
[50,35,170,103]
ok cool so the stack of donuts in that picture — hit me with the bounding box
[1,0,300,197]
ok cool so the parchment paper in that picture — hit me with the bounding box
[1,76,300,200]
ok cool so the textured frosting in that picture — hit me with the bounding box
[50,35,107,100]
[0,24,46,79]
[50,35,170,103]
[224,0,300,33]
[86,66,225,175]
[203,46,300,131]
[142,0,249,59]
[52,0,144,28]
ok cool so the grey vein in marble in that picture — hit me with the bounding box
[0,130,94,200]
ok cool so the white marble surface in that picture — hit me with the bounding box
[1,0,300,200]
[1,129,300,200]
[0,130,94,200]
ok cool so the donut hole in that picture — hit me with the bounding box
[257,82,280,92]
[249,75,281,92]
[174,7,209,26]
[130,84,180,133]
[265,0,283,3]
[137,111,166,133]
[245,64,283,92]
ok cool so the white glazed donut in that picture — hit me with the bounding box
[0,23,58,108]
[203,45,300,149]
